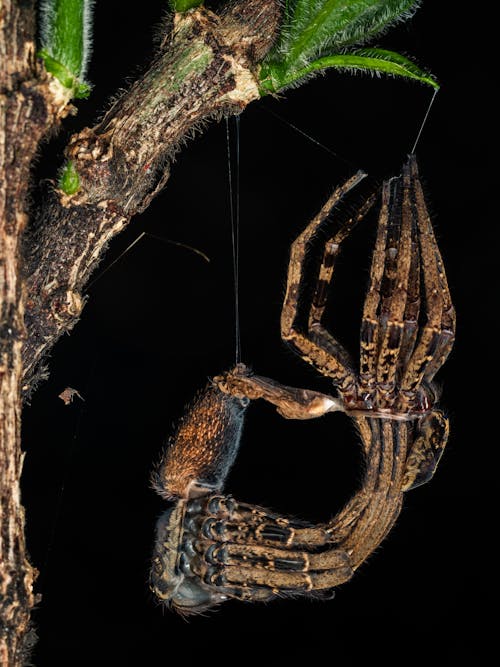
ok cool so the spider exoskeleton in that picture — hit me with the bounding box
[150,155,455,614]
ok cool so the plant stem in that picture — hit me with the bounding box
[0,2,64,663]
[23,1,281,394]
[46,0,87,74]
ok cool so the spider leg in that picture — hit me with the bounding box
[190,540,353,594]
[359,170,420,409]
[398,156,456,409]
[375,176,414,402]
[411,157,455,385]
[281,171,375,396]
[329,418,405,569]
[206,559,353,599]
[359,181,390,397]
[185,496,354,598]
[306,195,377,399]
[324,417,383,549]
[396,204,421,381]
[215,364,344,420]
[351,420,406,568]
[186,494,331,549]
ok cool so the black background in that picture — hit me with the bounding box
[23,2,493,665]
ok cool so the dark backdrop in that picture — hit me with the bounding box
[23,3,493,665]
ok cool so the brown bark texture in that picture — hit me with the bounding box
[0,1,280,663]
[0,1,66,663]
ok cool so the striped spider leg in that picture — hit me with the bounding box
[150,156,455,613]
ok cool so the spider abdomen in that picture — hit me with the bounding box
[153,379,248,500]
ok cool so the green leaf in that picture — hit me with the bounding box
[260,47,438,93]
[348,48,439,87]
[259,1,437,94]
[169,0,204,11]
[39,0,94,98]
[270,0,420,65]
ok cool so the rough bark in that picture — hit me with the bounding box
[22,1,281,395]
[0,1,73,663]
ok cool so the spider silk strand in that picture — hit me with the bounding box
[88,233,209,289]
[226,116,241,365]
[261,105,357,169]
[411,88,439,155]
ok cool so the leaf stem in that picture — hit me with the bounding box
[39,0,94,97]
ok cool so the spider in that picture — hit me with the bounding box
[150,155,455,613]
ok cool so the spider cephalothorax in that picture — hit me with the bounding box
[151,155,455,613]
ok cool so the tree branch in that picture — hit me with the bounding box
[0,0,74,661]
[22,1,281,394]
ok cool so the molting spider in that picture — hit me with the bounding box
[150,155,455,614]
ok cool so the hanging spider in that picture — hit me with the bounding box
[150,155,455,614]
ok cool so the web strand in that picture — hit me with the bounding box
[410,88,439,155]
[87,233,209,289]
[261,105,357,168]
[226,116,241,365]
